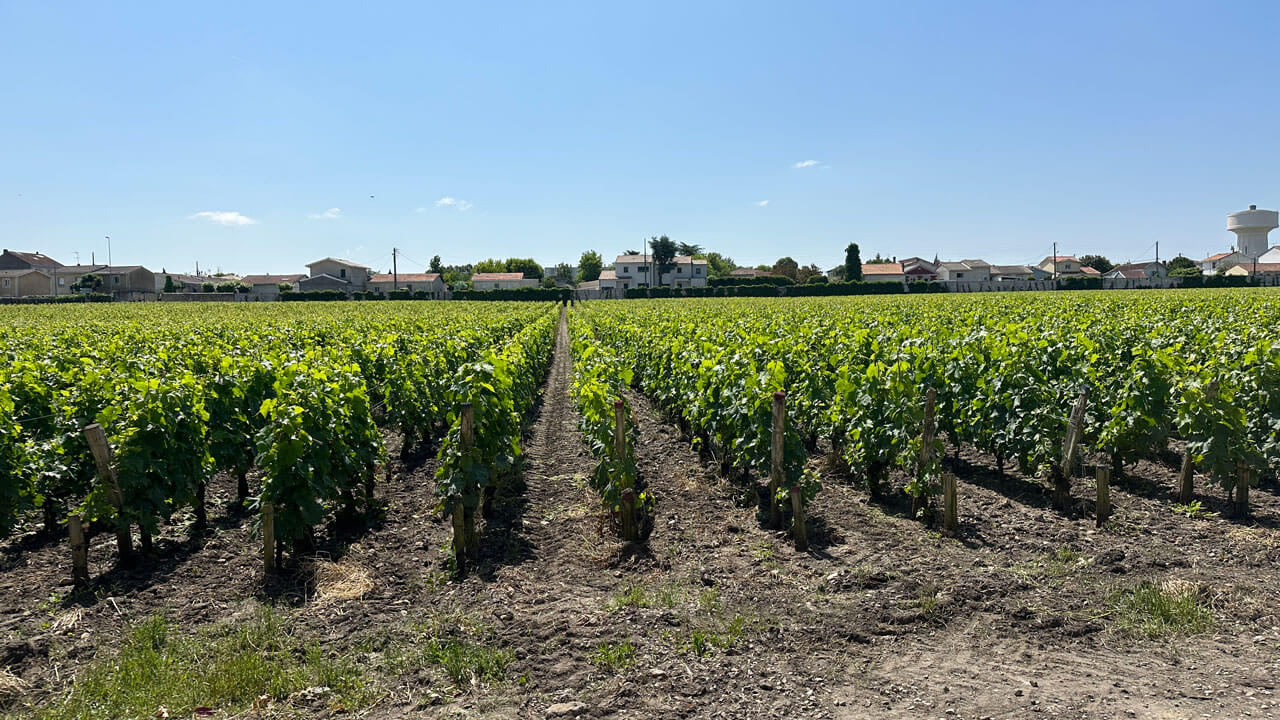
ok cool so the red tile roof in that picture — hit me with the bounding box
[862,262,904,274]
[1201,252,1234,262]
[1,250,63,267]
[1080,266,1101,275]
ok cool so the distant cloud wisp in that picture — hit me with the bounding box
[793,160,820,169]
[754,200,769,207]
[188,210,258,226]
[414,207,427,214]
[435,197,473,211]
[308,208,342,220]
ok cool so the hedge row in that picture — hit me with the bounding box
[708,275,795,287]
[623,281,947,299]
[452,287,571,302]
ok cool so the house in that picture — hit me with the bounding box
[1255,246,1280,264]
[0,249,63,271]
[898,257,939,282]
[51,265,156,298]
[1199,251,1245,274]
[1224,262,1280,277]
[0,269,53,298]
[304,258,371,293]
[1037,256,1086,277]
[597,269,618,296]
[471,272,538,290]
[368,273,446,297]
[937,260,991,282]
[1104,262,1167,280]
[861,262,905,283]
[241,274,306,300]
[542,265,578,285]
[1081,266,1102,276]
[613,254,708,288]
[990,265,1048,281]
[730,267,759,278]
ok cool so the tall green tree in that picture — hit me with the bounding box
[772,257,799,281]
[1079,254,1113,273]
[554,263,574,284]
[650,236,677,286]
[676,242,703,257]
[578,250,603,282]
[1168,255,1201,277]
[429,255,444,273]
[844,243,863,282]
[504,258,543,279]
[701,251,735,279]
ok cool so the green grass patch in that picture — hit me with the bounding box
[1108,581,1214,639]
[608,584,650,611]
[590,639,636,671]
[41,607,373,720]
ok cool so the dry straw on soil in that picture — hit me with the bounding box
[306,559,375,604]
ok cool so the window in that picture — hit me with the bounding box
[340,268,347,278]
[493,283,499,289]
[59,277,65,285]
[622,266,629,273]
[956,272,965,279]
[113,276,120,284]
[638,266,647,273]
[677,266,684,273]
[696,267,703,275]
[2,279,8,288]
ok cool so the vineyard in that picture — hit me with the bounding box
[2,292,1280,719]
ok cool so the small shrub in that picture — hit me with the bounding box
[1108,580,1213,638]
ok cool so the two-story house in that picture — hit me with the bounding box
[937,259,992,282]
[613,254,708,289]
[0,249,64,297]
[52,265,157,298]
[301,258,371,293]
[240,274,306,300]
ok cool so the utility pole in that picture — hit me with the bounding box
[1053,242,1058,279]
[105,236,111,267]
[392,247,398,289]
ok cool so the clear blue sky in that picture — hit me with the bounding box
[2,1,1278,275]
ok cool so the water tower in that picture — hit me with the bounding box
[1227,205,1279,259]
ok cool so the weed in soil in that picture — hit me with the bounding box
[41,607,373,720]
[591,639,637,671]
[1108,580,1214,639]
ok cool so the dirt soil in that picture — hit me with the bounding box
[3,317,1280,719]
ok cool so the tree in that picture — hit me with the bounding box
[754,264,771,272]
[554,263,574,285]
[624,249,639,256]
[772,257,799,281]
[702,252,735,279]
[796,264,823,284]
[429,255,443,274]
[541,277,558,288]
[1169,265,1203,278]
[163,275,178,293]
[1079,254,1113,273]
[473,258,506,274]
[867,253,890,264]
[844,243,863,282]
[649,236,677,287]
[278,282,294,293]
[578,250,603,282]
[1168,255,1197,273]
[676,242,703,257]
[201,282,216,293]
[504,258,543,280]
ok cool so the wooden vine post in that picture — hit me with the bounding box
[1179,381,1217,504]
[769,391,786,530]
[915,388,937,518]
[82,423,133,564]
[1095,464,1111,527]
[68,514,89,586]
[261,502,276,574]
[456,403,478,567]
[1054,387,1090,511]
[1234,462,1252,519]
[615,398,637,542]
[942,472,958,537]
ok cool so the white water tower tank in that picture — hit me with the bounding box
[1227,205,1279,259]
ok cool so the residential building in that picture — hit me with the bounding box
[990,265,1049,281]
[1037,256,1087,277]
[0,269,52,297]
[542,265,578,285]
[937,260,991,282]
[1199,251,1245,274]
[368,273,446,297]
[613,254,708,288]
[241,274,306,300]
[304,258,371,293]
[730,267,759,278]
[861,262,905,283]
[1224,262,1280,277]
[899,257,939,282]
[1256,246,1280,263]
[1104,262,1167,280]
[471,272,538,290]
[51,265,156,298]
[0,249,63,271]
[597,269,618,296]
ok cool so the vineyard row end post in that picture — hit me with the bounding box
[1095,464,1111,528]
[68,514,89,586]
[262,502,276,574]
[943,472,958,536]
[770,391,785,530]
[1055,387,1089,512]
[83,423,133,564]
[615,398,637,542]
